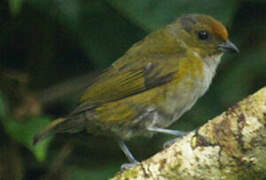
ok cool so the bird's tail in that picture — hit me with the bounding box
[33,118,66,145]
[33,115,85,145]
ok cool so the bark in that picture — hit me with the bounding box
[111,87,266,180]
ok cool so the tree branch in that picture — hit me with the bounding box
[111,87,266,180]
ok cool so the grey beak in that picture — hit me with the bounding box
[218,40,239,54]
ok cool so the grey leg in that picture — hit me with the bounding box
[147,127,188,136]
[147,127,189,149]
[118,139,139,169]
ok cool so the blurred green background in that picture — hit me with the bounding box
[0,0,265,179]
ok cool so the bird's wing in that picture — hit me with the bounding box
[71,55,180,115]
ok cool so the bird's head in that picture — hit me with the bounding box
[168,14,239,58]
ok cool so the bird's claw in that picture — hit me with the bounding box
[163,131,189,149]
[120,161,139,170]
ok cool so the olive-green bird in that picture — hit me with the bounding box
[33,14,239,168]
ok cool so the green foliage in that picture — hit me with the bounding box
[218,47,266,105]
[0,0,265,179]
[1,117,52,162]
[8,0,24,15]
[0,92,6,117]
[106,0,238,31]
[70,165,118,180]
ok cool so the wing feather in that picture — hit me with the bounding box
[71,55,180,115]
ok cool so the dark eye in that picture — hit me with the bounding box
[197,31,209,40]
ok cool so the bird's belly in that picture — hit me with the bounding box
[152,82,201,128]
[151,68,213,128]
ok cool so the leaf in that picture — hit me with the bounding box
[0,92,6,118]
[217,46,266,106]
[2,116,52,162]
[28,0,145,68]
[69,165,118,180]
[106,0,238,31]
[9,0,24,16]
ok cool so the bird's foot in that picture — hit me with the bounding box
[147,127,190,148]
[163,131,190,149]
[120,160,139,170]
[118,139,139,170]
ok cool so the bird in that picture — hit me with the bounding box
[33,14,239,169]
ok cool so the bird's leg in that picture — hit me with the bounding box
[147,127,188,136]
[147,127,189,148]
[117,139,139,169]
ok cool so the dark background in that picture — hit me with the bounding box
[0,0,265,179]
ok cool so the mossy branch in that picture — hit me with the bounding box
[111,87,266,180]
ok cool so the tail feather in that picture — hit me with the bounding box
[33,113,88,145]
[33,118,67,145]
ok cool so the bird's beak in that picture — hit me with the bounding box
[218,40,239,54]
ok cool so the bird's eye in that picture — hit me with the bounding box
[197,31,209,40]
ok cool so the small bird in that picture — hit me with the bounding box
[33,14,239,168]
